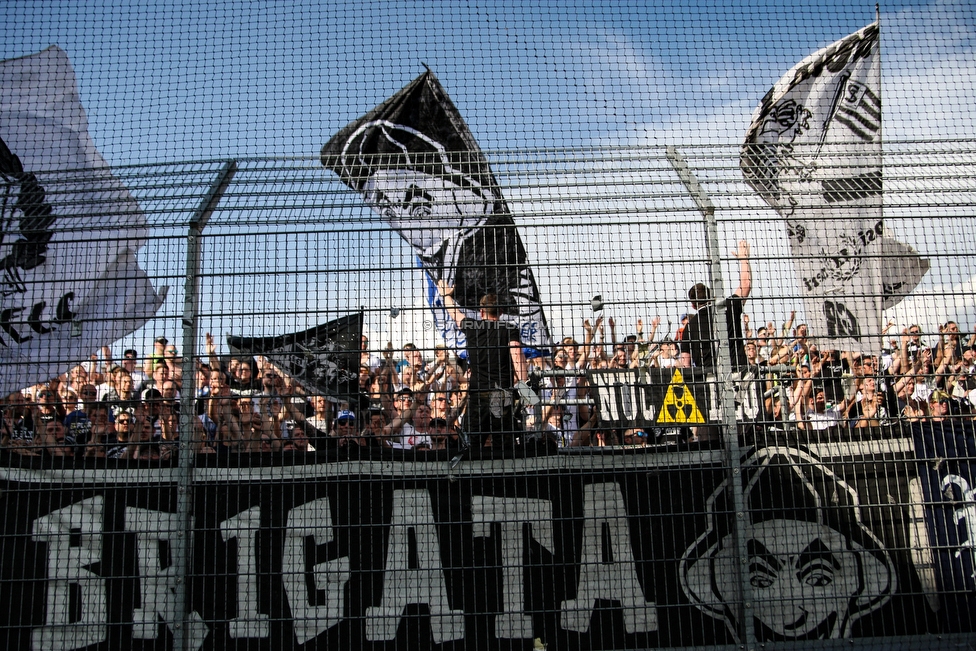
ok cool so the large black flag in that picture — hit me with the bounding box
[321,71,550,352]
[227,312,362,401]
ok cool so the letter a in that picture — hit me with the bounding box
[366,489,464,643]
[560,483,657,634]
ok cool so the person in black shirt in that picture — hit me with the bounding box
[437,280,528,448]
[680,240,752,370]
[815,349,847,406]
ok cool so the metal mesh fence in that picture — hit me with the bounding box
[0,146,972,649]
[2,1,976,649]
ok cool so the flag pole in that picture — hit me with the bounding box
[877,2,886,336]
[666,145,759,650]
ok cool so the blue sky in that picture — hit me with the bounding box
[4,0,971,163]
[2,0,974,353]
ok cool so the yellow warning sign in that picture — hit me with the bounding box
[657,368,705,424]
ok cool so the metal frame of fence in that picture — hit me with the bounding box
[2,144,976,650]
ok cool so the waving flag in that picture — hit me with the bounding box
[741,22,927,353]
[321,71,550,352]
[227,313,363,402]
[0,46,164,394]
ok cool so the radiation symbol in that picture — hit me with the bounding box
[657,369,705,424]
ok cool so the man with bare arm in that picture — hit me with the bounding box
[680,240,753,371]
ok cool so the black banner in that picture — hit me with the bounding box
[227,312,362,401]
[587,367,779,430]
[0,445,940,649]
[588,368,714,428]
[320,71,550,351]
[912,420,976,633]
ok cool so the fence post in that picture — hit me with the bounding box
[667,147,758,649]
[173,159,237,650]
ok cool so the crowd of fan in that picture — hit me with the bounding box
[708,316,976,442]
[1,309,974,459]
[520,314,976,446]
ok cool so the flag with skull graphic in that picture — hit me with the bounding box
[321,71,550,353]
[0,46,164,394]
[741,22,927,354]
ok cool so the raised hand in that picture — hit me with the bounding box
[436,280,454,297]
[732,240,751,259]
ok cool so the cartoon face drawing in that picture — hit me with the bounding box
[336,120,497,283]
[758,99,812,142]
[323,90,550,348]
[680,447,895,641]
[0,136,56,297]
[362,168,491,255]
[702,519,883,638]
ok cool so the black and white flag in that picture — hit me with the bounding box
[0,46,164,395]
[227,312,362,401]
[321,71,551,352]
[741,23,927,353]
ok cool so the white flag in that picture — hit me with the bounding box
[741,22,926,354]
[0,46,164,394]
[879,236,929,311]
